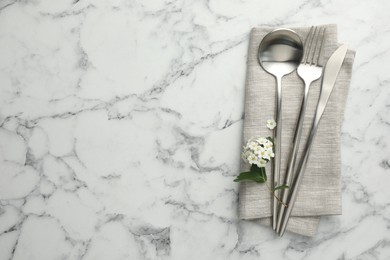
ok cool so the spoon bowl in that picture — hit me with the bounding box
[258,29,303,78]
[257,28,303,231]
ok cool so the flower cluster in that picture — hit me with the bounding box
[242,137,275,168]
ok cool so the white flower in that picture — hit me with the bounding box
[253,145,263,155]
[258,149,266,158]
[266,119,277,130]
[247,153,257,165]
[247,140,258,150]
[266,150,275,158]
[241,150,250,161]
[256,137,267,145]
[263,142,271,150]
[256,158,267,168]
[262,153,270,160]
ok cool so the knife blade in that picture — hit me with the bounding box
[313,44,348,126]
[279,44,348,236]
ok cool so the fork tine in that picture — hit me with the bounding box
[302,26,314,64]
[307,27,318,65]
[314,28,326,66]
[303,26,326,66]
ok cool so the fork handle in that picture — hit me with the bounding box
[276,81,310,233]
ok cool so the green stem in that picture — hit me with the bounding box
[265,178,288,208]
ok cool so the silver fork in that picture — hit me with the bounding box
[275,26,326,233]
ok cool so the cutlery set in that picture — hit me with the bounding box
[257,26,348,236]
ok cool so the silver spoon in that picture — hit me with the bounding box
[258,28,303,231]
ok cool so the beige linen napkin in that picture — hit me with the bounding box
[238,24,355,236]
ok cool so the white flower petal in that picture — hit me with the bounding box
[266,119,277,130]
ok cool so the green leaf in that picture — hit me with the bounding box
[233,171,266,183]
[274,184,289,191]
[234,164,268,183]
[251,164,267,181]
[250,164,261,173]
[260,167,267,181]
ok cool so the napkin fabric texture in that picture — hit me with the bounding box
[238,24,355,236]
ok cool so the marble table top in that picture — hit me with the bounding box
[0,0,389,259]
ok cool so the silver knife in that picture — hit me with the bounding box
[278,44,349,236]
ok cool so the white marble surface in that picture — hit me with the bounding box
[0,0,389,259]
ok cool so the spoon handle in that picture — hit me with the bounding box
[272,76,283,230]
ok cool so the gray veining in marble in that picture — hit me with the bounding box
[0,0,389,259]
